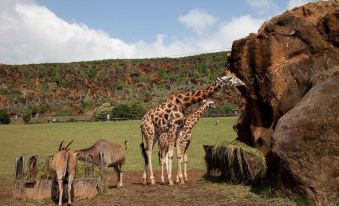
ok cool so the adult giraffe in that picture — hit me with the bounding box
[140,73,245,185]
[158,99,215,184]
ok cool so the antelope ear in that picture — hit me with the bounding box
[202,99,207,103]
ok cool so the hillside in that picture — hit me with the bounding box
[0,51,241,117]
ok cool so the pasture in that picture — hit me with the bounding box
[0,117,296,205]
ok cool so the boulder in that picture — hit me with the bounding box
[229,1,339,154]
[227,1,339,205]
[269,69,339,205]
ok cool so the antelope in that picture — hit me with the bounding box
[51,140,77,206]
[75,139,127,187]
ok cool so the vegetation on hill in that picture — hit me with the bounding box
[0,52,241,117]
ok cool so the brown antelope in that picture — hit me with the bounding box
[51,140,77,206]
[75,139,127,187]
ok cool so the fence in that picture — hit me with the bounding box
[13,154,104,201]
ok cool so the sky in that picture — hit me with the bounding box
[0,0,315,64]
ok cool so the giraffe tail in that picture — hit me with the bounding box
[140,131,148,165]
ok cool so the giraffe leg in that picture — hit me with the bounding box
[160,149,166,184]
[161,152,169,184]
[161,159,165,184]
[146,141,155,185]
[141,126,155,185]
[158,134,167,184]
[175,139,185,184]
[165,152,169,176]
[167,147,174,186]
[176,157,184,184]
[143,164,147,185]
[184,152,188,181]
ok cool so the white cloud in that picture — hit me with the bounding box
[287,0,316,9]
[178,9,217,34]
[191,16,263,52]
[246,0,278,15]
[0,1,263,64]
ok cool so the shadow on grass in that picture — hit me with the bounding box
[202,174,244,185]
[204,174,313,206]
[251,184,313,206]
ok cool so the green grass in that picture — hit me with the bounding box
[0,117,237,182]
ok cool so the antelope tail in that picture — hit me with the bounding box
[140,129,148,165]
[64,152,69,178]
[124,140,128,150]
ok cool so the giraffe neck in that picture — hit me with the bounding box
[174,80,221,109]
[184,103,209,130]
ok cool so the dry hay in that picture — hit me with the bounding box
[204,140,267,184]
[19,159,110,183]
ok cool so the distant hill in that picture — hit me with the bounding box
[0,51,241,117]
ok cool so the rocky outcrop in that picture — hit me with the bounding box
[269,69,339,205]
[229,1,339,154]
[228,1,339,205]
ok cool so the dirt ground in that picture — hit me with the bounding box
[1,170,296,206]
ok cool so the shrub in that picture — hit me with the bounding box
[38,103,49,114]
[206,104,238,117]
[111,103,131,118]
[0,88,10,95]
[0,110,10,124]
[93,103,113,120]
[82,97,92,112]
[29,106,38,116]
[129,103,146,118]
[22,111,31,124]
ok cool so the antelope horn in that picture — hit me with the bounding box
[65,140,74,149]
[58,140,64,151]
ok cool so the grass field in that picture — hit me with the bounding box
[0,117,299,205]
[0,117,236,181]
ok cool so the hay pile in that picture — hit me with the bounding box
[20,159,109,182]
[204,140,266,184]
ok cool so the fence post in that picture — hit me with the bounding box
[15,156,25,180]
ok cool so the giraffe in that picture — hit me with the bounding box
[157,99,215,184]
[140,74,245,185]
[176,99,215,183]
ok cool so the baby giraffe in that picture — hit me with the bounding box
[158,99,215,184]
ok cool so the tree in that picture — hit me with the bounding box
[0,110,10,124]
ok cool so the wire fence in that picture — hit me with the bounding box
[9,112,239,125]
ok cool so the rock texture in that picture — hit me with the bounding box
[228,1,339,205]
[269,69,339,205]
[14,179,99,201]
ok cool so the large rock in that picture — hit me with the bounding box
[227,1,339,205]
[229,1,339,154]
[269,69,339,205]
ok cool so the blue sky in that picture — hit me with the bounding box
[0,0,313,64]
[36,0,287,42]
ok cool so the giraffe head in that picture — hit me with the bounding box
[202,99,215,108]
[217,71,245,87]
